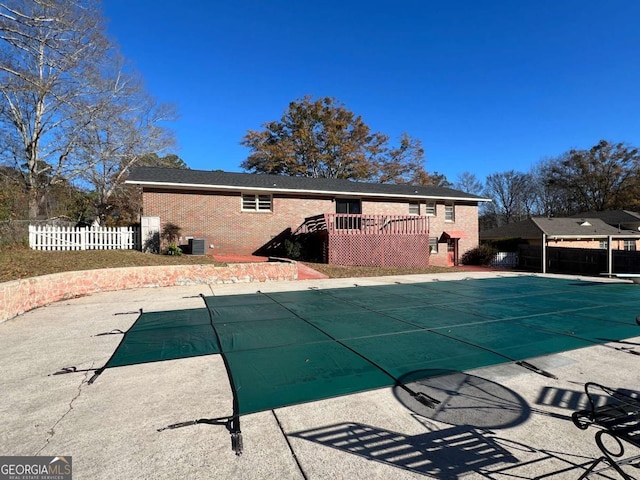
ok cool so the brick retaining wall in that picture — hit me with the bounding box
[0,261,297,324]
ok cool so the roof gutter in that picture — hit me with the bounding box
[546,234,640,240]
[125,179,492,203]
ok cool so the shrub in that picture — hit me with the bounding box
[161,223,181,244]
[165,243,182,256]
[282,233,325,262]
[160,223,182,255]
[461,244,498,266]
[284,238,302,260]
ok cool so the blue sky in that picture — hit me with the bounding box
[103,0,640,184]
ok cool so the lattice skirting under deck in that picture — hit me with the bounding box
[328,235,430,268]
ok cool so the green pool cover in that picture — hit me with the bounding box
[95,276,640,419]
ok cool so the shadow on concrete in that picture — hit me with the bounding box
[474,435,615,480]
[290,419,607,479]
[393,371,531,429]
[289,372,609,478]
[290,422,518,479]
[535,385,640,412]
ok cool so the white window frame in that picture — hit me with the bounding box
[409,202,420,215]
[623,239,636,251]
[425,202,436,216]
[445,203,455,222]
[429,237,439,254]
[241,193,272,212]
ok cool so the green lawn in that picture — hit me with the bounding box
[1,246,466,283]
[0,247,223,283]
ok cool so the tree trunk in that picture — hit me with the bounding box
[28,187,39,220]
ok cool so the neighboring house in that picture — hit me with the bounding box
[125,167,489,267]
[480,216,640,251]
[480,216,640,274]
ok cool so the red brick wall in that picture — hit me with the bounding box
[143,189,334,255]
[431,203,479,266]
[142,188,480,259]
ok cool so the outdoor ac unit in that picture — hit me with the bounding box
[189,238,205,255]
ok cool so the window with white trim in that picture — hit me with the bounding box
[409,202,420,215]
[599,240,608,249]
[425,202,436,216]
[242,194,272,212]
[445,203,455,222]
[429,237,439,254]
[624,239,636,251]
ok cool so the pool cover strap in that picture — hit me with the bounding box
[255,291,441,409]
[201,294,243,455]
[88,308,221,384]
[312,286,559,379]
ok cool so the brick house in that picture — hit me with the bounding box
[126,167,489,267]
[480,217,640,251]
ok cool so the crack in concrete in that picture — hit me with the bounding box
[35,364,93,455]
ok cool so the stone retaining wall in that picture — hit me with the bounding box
[0,261,297,324]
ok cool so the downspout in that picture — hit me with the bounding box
[542,233,547,274]
[607,235,613,276]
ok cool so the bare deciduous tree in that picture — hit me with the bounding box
[544,140,640,214]
[483,170,532,226]
[77,54,177,222]
[454,171,483,195]
[526,159,572,217]
[0,0,176,220]
[0,0,110,218]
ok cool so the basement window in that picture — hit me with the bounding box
[242,194,272,212]
[429,237,439,253]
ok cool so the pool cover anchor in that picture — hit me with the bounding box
[158,415,243,456]
[49,366,99,377]
[411,390,441,408]
[516,361,558,379]
[199,294,245,456]
[94,329,125,337]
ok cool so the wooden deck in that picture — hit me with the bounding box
[298,214,431,268]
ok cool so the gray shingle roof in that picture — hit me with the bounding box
[480,216,640,240]
[126,167,488,201]
[532,217,637,237]
[569,210,640,226]
[480,219,543,240]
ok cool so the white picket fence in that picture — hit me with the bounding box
[29,225,140,251]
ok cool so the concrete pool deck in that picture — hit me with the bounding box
[1,271,639,479]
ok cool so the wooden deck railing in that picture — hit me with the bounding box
[294,214,327,234]
[324,214,429,235]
